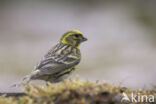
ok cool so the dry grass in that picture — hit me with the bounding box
[0,80,155,104]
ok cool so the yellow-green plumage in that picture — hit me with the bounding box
[22,30,87,84]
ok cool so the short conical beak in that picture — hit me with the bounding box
[81,36,87,42]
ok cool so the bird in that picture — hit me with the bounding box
[13,30,87,87]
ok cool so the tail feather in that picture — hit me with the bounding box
[10,75,31,88]
[10,70,39,88]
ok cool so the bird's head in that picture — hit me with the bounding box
[60,30,87,48]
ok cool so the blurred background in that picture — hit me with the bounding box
[0,0,156,91]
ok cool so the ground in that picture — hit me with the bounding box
[0,80,155,104]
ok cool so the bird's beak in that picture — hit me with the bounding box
[81,36,87,42]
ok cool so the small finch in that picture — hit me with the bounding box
[13,30,87,86]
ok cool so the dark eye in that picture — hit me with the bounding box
[74,34,80,38]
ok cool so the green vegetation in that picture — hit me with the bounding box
[0,80,155,104]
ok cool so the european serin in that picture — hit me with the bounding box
[19,30,87,85]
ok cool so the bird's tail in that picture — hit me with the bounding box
[10,70,40,88]
[10,75,31,88]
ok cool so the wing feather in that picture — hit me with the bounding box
[31,43,81,79]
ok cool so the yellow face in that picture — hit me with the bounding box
[60,30,87,47]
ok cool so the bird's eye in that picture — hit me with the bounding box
[74,34,80,38]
